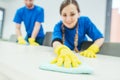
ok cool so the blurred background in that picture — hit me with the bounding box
[0,0,119,42]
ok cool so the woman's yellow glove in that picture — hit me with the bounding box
[51,45,81,68]
[80,44,99,58]
[28,38,39,46]
[18,36,26,45]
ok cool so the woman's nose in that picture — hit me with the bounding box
[65,16,72,22]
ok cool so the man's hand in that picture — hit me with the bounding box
[18,36,26,45]
[28,38,39,46]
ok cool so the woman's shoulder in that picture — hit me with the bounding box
[79,16,90,21]
[78,16,92,25]
[55,21,63,27]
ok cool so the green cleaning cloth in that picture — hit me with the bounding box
[39,63,93,74]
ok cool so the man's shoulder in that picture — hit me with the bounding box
[16,6,25,13]
[34,5,44,12]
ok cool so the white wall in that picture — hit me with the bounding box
[78,0,107,34]
[1,0,107,39]
[1,1,26,39]
[0,2,6,8]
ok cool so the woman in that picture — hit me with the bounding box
[51,0,104,68]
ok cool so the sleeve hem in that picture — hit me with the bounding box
[51,38,63,47]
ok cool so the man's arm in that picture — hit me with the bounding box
[15,23,26,44]
[15,23,22,38]
[31,22,41,39]
[28,21,41,46]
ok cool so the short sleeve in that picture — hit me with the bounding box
[13,9,22,24]
[36,8,44,23]
[85,17,103,41]
[52,22,63,43]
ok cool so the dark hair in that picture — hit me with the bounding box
[60,0,80,14]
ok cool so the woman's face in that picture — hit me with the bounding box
[61,4,80,28]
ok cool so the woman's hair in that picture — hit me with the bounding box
[60,0,80,14]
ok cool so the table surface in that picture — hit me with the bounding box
[0,41,120,80]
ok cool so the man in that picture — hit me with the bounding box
[13,0,44,46]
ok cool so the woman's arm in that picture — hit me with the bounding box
[80,38,104,58]
[92,38,104,47]
[52,41,63,49]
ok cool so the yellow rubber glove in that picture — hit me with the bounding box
[51,45,81,68]
[18,36,26,45]
[80,44,99,58]
[28,38,39,46]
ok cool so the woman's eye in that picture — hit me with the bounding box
[63,14,67,17]
[70,13,75,16]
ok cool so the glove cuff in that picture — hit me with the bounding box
[18,36,23,41]
[88,44,99,54]
[54,45,70,55]
[28,38,35,43]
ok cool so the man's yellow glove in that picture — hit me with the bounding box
[80,44,99,58]
[18,36,26,45]
[28,38,39,46]
[51,45,81,68]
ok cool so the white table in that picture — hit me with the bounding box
[0,41,120,80]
